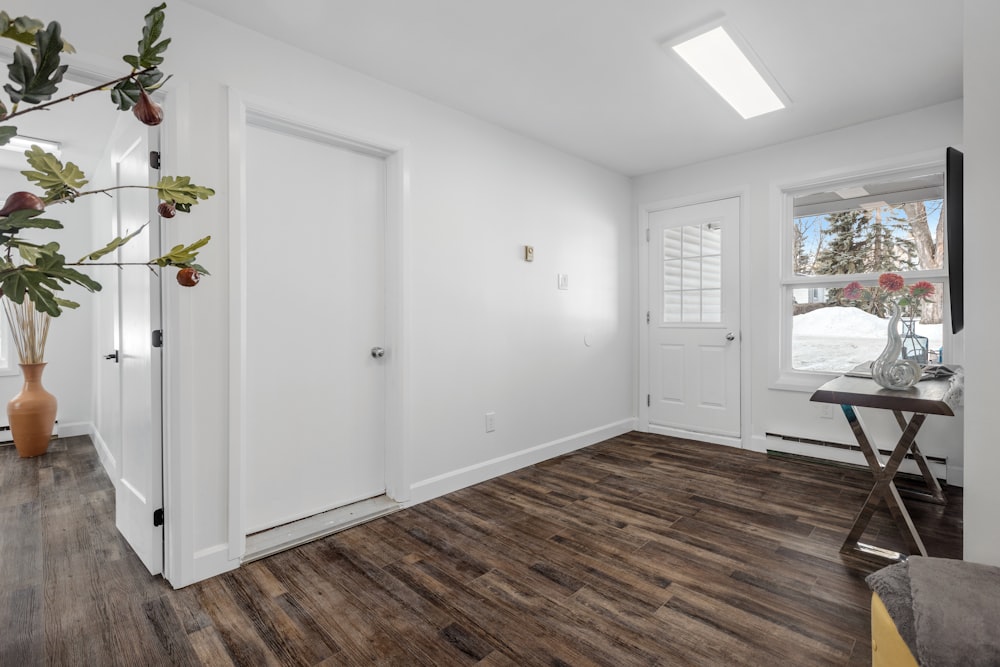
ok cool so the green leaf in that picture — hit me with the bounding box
[156,176,214,206]
[0,245,103,316]
[0,126,15,145]
[123,3,170,70]
[152,235,211,269]
[54,297,79,310]
[18,241,59,265]
[0,12,74,52]
[3,21,68,105]
[20,145,88,201]
[78,224,148,262]
[0,208,62,233]
[109,68,165,111]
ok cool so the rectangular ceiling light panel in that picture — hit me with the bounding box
[0,135,61,157]
[670,25,786,119]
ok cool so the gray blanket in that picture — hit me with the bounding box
[866,557,1000,666]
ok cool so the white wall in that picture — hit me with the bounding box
[633,101,964,478]
[0,169,94,436]
[963,0,1000,567]
[10,0,635,585]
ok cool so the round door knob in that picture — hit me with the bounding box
[725,332,736,341]
[371,347,386,359]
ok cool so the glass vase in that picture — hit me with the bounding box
[871,301,922,390]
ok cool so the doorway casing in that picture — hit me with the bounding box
[224,89,411,570]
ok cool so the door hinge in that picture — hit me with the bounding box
[645,228,650,242]
[647,394,651,407]
[152,329,163,348]
[153,508,164,527]
[149,150,161,169]
[646,311,650,325]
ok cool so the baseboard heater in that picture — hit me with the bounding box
[764,431,947,480]
[0,421,60,444]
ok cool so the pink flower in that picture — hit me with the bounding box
[878,272,905,293]
[909,281,935,300]
[843,281,864,300]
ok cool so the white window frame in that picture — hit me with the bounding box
[773,160,953,390]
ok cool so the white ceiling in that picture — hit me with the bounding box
[183,0,963,176]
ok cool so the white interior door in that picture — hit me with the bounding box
[648,197,741,438]
[114,129,164,574]
[244,123,387,534]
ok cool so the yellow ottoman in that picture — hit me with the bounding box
[871,592,917,667]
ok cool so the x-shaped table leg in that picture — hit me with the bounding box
[839,404,928,561]
[891,410,946,505]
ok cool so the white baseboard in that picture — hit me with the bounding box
[56,421,91,438]
[88,423,117,480]
[408,418,636,505]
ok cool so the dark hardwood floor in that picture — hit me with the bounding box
[0,431,962,665]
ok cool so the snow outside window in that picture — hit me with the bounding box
[782,168,950,375]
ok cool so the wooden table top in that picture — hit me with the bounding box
[809,373,959,416]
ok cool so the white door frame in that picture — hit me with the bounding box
[637,189,751,448]
[225,89,411,563]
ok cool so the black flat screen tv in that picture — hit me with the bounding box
[946,146,963,334]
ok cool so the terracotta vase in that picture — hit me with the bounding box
[7,363,57,458]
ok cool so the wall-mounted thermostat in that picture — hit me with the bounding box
[524,246,534,262]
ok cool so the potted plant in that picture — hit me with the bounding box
[0,3,213,456]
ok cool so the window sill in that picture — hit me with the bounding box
[770,368,841,393]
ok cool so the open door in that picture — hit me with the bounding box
[112,126,164,575]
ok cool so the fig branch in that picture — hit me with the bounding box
[1,67,160,122]
[0,3,214,317]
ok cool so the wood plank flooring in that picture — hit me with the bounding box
[0,431,962,665]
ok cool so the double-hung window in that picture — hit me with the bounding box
[780,166,949,376]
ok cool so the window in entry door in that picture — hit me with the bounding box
[662,221,722,323]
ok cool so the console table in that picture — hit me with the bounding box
[810,372,961,562]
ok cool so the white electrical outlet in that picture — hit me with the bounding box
[485,411,496,432]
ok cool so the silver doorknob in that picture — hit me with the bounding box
[725,332,736,341]
[371,347,386,359]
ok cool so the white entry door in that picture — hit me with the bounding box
[243,122,387,534]
[647,197,741,438]
[114,128,164,574]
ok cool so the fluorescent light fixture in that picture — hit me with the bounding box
[0,135,61,157]
[667,23,787,119]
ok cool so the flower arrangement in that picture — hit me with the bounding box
[843,273,936,319]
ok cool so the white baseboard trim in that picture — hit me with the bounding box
[56,421,91,438]
[88,424,117,480]
[645,424,744,449]
[408,418,636,505]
